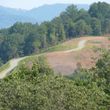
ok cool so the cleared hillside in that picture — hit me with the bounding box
[46,36,110,75]
[0,36,110,78]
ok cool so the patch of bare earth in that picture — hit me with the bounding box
[46,36,110,75]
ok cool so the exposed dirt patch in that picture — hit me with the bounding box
[46,36,110,75]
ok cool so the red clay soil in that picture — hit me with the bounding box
[46,36,110,75]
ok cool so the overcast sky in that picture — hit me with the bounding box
[0,0,110,10]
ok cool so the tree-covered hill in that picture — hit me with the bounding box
[0,2,110,65]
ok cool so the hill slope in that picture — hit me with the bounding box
[46,36,110,75]
[0,36,109,78]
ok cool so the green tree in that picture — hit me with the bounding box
[0,54,109,109]
[95,51,110,84]
[74,20,92,36]
[0,58,3,66]
[66,5,78,21]
[89,2,110,20]
[77,9,91,24]
[91,18,101,35]
[52,17,66,41]
[102,19,110,34]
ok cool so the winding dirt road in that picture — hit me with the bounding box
[0,39,87,79]
[0,57,26,79]
[63,40,87,53]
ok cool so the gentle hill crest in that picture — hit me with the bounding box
[0,36,109,78]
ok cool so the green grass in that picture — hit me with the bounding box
[108,37,110,40]
[18,55,45,68]
[0,61,10,73]
[8,56,38,74]
[19,56,38,65]
[83,40,102,50]
[88,40,102,44]
[42,42,77,52]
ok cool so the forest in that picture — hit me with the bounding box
[0,2,110,65]
[0,2,110,109]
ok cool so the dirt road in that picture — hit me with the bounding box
[0,40,87,79]
[0,57,26,79]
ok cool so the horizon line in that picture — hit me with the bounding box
[0,3,91,10]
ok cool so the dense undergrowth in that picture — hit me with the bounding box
[0,51,109,110]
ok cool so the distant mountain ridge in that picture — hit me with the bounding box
[0,4,89,28]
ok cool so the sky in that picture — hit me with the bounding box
[0,0,110,10]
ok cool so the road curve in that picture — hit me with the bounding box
[0,57,26,79]
[63,40,87,53]
[0,39,87,79]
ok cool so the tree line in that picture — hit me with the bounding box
[0,2,110,65]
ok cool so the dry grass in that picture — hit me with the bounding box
[46,36,110,75]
